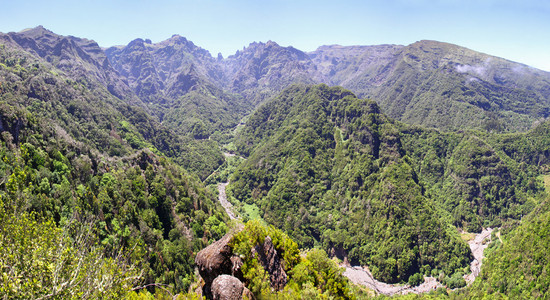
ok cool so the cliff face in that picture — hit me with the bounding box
[252,236,287,291]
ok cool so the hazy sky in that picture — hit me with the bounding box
[1,0,549,71]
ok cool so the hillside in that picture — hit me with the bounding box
[229,84,475,283]
[465,198,550,298]
[0,29,231,296]
[399,127,535,232]
[309,41,550,132]
[228,83,550,288]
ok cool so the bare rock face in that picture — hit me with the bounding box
[195,229,286,298]
[230,255,244,279]
[195,233,234,291]
[252,236,287,291]
[211,275,244,300]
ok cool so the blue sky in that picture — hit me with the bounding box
[1,0,549,71]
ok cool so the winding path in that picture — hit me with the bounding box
[343,228,493,295]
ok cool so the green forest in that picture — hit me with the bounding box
[1,26,550,299]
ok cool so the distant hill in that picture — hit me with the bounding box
[309,41,550,132]
[102,31,550,133]
[221,41,317,105]
[105,36,250,139]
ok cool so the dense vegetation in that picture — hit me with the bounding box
[3,26,550,299]
[0,37,230,296]
[229,84,477,283]
[466,198,550,298]
[229,220,355,299]
[399,127,540,232]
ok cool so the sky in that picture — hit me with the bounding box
[0,0,549,71]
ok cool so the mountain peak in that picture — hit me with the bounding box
[408,40,474,54]
[168,34,189,44]
[18,25,57,38]
[127,38,147,48]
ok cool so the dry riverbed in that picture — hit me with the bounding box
[217,182,238,220]
[343,228,493,296]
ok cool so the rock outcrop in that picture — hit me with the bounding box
[195,232,234,288]
[195,227,247,299]
[195,229,291,298]
[252,236,287,291]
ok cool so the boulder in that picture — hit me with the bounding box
[195,226,245,298]
[211,275,244,300]
[195,232,234,288]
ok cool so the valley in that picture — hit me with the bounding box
[1,26,550,299]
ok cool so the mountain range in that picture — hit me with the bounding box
[1,26,550,298]
[5,26,550,136]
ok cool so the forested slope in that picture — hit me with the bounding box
[230,84,474,283]
[229,83,550,288]
[0,31,231,296]
[310,41,550,132]
[465,198,550,298]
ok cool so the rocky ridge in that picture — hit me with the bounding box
[5,26,550,134]
[1,26,140,105]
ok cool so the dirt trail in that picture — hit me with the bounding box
[218,182,237,220]
[223,151,245,160]
[343,228,493,295]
